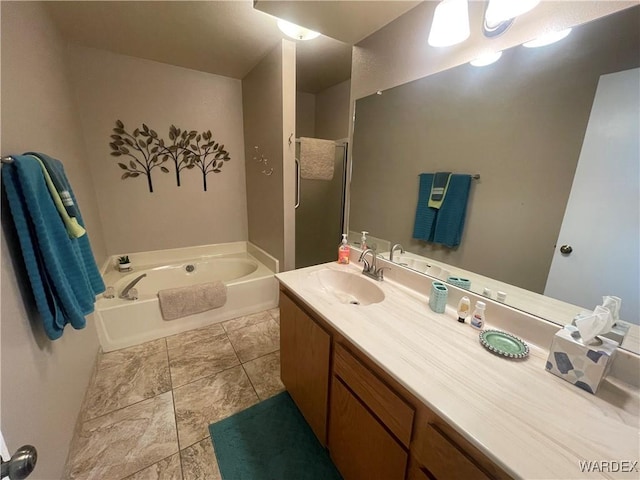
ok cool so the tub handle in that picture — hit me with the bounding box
[295,158,300,209]
[119,273,147,300]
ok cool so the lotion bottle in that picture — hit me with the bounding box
[338,234,350,264]
[360,231,369,250]
[457,296,470,323]
[470,301,486,330]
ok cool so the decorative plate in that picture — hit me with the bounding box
[479,330,529,359]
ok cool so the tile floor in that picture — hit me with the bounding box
[66,308,283,479]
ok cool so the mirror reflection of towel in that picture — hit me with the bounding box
[428,172,451,209]
[300,137,335,180]
[413,173,472,247]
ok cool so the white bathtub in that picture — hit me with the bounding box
[95,242,279,352]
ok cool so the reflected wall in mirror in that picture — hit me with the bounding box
[349,7,639,351]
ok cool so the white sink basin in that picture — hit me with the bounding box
[313,269,385,306]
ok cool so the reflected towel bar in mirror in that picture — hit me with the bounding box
[417,173,480,180]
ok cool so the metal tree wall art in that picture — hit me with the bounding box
[109,120,232,193]
[110,121,169,193]
[183,130,231,192]
[160,125,197,187]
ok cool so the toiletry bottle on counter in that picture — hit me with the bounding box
[457,296,470,323]
[470,301,486,330]
[338,234,350,264]
[361,231,369,250]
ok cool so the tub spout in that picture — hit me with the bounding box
[119,274,147,300]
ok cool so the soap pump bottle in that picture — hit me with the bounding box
[470,301,486,330]
[361,231,369,250]
[457,296,470,323]
[338,234,350,264]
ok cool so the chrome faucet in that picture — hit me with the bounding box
[119,273,147,300]
[390,243,405,262]
[358,248,385,281]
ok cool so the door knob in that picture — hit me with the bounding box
[1,445,37,480]
[560,245,573,255]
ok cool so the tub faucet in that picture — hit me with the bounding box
[119,274,147,300]
[358,248,385,281]
[390,243,405,262]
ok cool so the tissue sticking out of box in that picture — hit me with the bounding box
[601,295,621,321]
[574,306,614,344]
[571,295,622,344]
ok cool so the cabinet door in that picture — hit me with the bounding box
[329,377,408,480]
[279,292,331,445]
[279,293,297,391]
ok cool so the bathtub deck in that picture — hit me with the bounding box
[66,308,282,480]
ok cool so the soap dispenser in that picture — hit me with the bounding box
[361,231,369,250]
[338,234,350,264]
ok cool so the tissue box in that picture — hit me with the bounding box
[545,327,618,394]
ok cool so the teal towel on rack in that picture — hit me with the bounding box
[413,173,437,241]
[2,155,105,340]
[26,151,79,218]
[413,173,472,247]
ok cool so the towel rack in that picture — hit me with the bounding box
[1,156,15,164]
[418,173,480,180]
[295,138,347,148]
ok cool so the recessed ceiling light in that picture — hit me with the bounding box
[277,19,320,41]
[470,51,503,67]
[523,28,572,48]
[428,0,470,48]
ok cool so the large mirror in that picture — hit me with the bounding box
[349,6,639,353]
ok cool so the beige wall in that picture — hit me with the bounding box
[1,2,104,477]
[68,45,248,255]
[296,91,316,138]
[243,41,297,270]
[315,79,351,141]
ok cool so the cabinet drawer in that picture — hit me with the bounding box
[333,343,414,447]
[413,421,492,480]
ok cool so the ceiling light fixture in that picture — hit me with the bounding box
[523,28,572,48]
[470,51,503,67]
[277,19,320,41]
[428,0,470,48]
[484,0,540,28]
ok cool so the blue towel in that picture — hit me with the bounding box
[413,174,438,241]
[26,152,79,218]
[413,173,472,247]
[2,155,105,340]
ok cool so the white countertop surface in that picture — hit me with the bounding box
[276,261,640,480]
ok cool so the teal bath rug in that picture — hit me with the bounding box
[209,391,342,480]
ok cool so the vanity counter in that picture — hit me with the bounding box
[276,261,639,479]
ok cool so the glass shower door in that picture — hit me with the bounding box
[295,142,348,269]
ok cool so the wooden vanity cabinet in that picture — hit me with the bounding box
[279,288,510,480]
[279,291,331,445]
